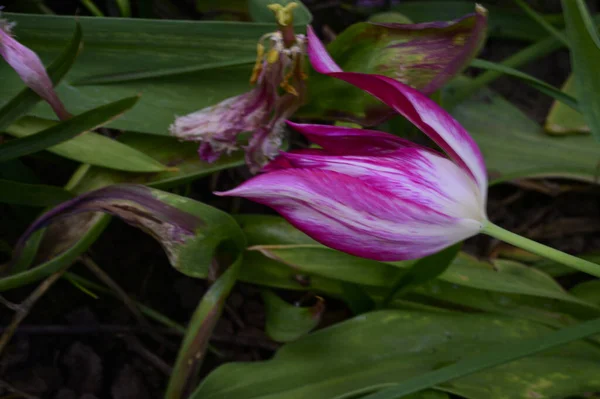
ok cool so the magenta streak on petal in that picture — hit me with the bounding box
[278,150,480,220]
[0,29,70,120]
[216,169,479,260]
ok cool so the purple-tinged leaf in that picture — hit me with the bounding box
[11,184,246,278]
[300,5,488,124]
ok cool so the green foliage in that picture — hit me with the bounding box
[450,79,600,183]
[0,96,140,163]
[562,0,600,141]
[545,75,590,135]
[192,311,600,399]
[5,117,168,172]
[262,290,324,342]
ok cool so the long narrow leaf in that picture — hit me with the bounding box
[5,117,169,172]
[470,59,579,111]
[562,0,600,141]
[362,316,600,399]
[0,21,82,132]
[0,96,139,162]
[513,0,568,45]
[166,258,242,398]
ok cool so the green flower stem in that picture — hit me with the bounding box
[482,221,600,278]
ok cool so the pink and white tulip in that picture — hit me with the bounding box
[217,26,488,261]
[0,14,70,120]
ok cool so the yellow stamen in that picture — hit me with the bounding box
[250,43,265,84]
[267,2,298,27]
[266,48,280,64]
[280,65,299,96]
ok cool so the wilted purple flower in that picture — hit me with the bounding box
[216,26,488,261]
[170,3,307,172]
[0,13,70,120]
[306,5,488,125]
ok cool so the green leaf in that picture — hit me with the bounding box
[192,310,600,399]
[545,74,590,135]
[249,245,407,287]
[301,8,487,123]
[562,0,600,141]
[67,133,244,194]
[0,179,73,207]
[238,216,593,307]
[571,280,600,306]
[441,357,600,399]
[258,247,594,308]
[0,13,275,135]
[0,96,139,163]
[248,0,312,25]
[236,214,318,246]
[393,1,564,42]
[449,79,600,183]
[166,257,242,398]
[404,279,598,329]
[470,58,579,111]
[239,251,346,295]
[362,316,600,399]
[262,290,324,342]
[381,244,460,306]
[5,117,169,172]
[0,21,82,132]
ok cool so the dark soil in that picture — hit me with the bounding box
[1,1,600,398]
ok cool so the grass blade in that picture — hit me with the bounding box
[470,59,579,111]
[448,35,563,105]
[0,96,139,163]
[562,0,600,142]
[513,0,568,45]
[0,21,82,132]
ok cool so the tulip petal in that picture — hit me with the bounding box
[286,121,421,155]
[277,149,483,220]
[216,168,482,260]
[0,25,70,120]
[307,26,487,197]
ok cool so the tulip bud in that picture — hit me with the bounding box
[0,14,70,120]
